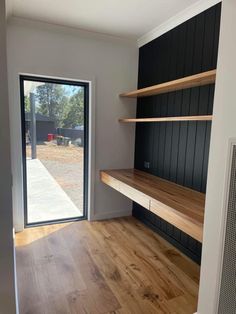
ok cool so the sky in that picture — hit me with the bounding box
[24,80,83,97]
[63,84,82,96]
[24,81,83,108]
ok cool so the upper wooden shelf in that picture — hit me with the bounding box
[120,69,216,98]
[119,115,212,123]
[101,169,205,242]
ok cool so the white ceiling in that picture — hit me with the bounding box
[9,0,202,39]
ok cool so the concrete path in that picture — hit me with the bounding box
[27,159,83,223]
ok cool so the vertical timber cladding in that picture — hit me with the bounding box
[133,3,221,263]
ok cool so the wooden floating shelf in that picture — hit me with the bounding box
[101,169,205,242]
[119,115,213,123]
[120,69,216,98]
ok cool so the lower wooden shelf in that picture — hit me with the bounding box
[100,169,205,242]
[119,115,213,123]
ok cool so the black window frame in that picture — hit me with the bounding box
[20,75,89,227]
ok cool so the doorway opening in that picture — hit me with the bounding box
[20,75,89,226]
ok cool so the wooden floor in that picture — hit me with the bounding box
[15,217,200,314]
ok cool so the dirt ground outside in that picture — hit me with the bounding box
[26,142,84,213]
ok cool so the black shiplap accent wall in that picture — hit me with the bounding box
[133,3,221,263]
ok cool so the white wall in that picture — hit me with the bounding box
[197,0,236,313]
[7,17,138,231]
[0,0,17,312]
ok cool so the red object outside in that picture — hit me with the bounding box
[47,134,54,141]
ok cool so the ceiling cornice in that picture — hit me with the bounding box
[138,0,221,48]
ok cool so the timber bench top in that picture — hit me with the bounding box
[100,169,205,242]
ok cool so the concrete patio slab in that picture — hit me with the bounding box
[27,158,83,223]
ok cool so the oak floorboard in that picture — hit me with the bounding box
[15,217,199,314]
[103,221,183,300]
[84,221,169,314]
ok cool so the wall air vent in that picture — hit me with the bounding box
[218,144,236,314]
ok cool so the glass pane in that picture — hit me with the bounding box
[24,80,85,224]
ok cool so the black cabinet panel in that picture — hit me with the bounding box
[133,3,221,263]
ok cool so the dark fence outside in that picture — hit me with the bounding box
[57,128,84,146]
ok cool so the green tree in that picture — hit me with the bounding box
[62,88,84,128]
[24,95,30,112]
[36,83,69,128]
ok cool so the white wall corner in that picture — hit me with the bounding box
[5,0,13,19]
[137,0,221,47]
[197,0,236,313]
